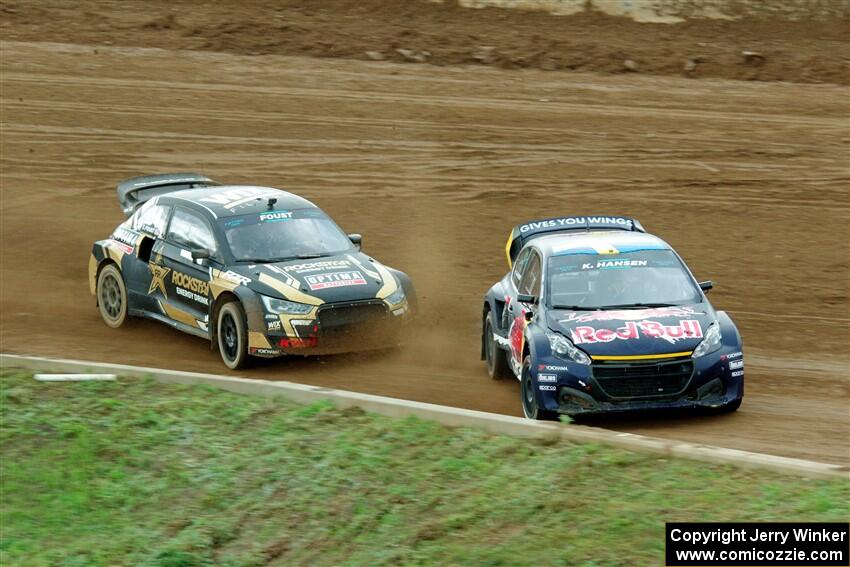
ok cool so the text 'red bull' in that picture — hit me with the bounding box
[571,320,702,345]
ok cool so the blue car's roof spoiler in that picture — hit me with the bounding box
[505,216,645,267]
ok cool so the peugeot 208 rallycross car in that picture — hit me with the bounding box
[481,216,743,419]
[90,173,415,369]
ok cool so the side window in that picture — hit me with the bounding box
[132,200,171,238]
[518,252,542,296]
[167,208,217,254]
[512,248,533,287]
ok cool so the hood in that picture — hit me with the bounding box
[233,252,395,304]
[546,304,715,358]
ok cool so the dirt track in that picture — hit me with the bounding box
[1,32,849,464]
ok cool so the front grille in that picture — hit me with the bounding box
[316,300,389,338]
[592,358,693,399]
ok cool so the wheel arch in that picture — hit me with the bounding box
[716,310,743,348]
[210,290,239,346]
[92,256,120,306]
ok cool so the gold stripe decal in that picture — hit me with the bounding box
[591,351,693,361]
[374,263,398,299]
[258,272,323,306]
[505,228,516,268]
[158,300,198,327]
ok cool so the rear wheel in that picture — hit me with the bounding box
[97,263,128,328]
[520,356,557,420]
[484,312,511,380]
[217,301,248,370]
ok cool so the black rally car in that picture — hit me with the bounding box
[89,173,415,368]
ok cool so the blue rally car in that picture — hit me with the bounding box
[481,216,743,419]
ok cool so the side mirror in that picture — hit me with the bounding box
[348,233,362,250]
[191,248,211,261]
[699,280,713,292]
[517,293,538,305]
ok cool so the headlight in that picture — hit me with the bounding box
[261,295,313,315]
[545,330,591,365]
[692,322,722,358]
[384,285,406,306]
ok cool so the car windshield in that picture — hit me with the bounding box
[547,249,701,309]
[219,208,354,262]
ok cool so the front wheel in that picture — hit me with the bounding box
[97,263,129,328]
[217,301,248,370]
[484,312,512,380]
[520,356,557,420]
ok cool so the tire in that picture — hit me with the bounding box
[97,263,129,328]
[484,312,512,380]
[217,301,249,370]
[520,356,557,420]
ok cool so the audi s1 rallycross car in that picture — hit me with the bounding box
[481,216,743,419]
[90,173,416,369]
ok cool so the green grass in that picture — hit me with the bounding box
[1,371,847,567]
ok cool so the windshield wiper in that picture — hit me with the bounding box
[238,256,300,264]
[551,305,600,311]
[237,253,333,264]
[590,302,679,310]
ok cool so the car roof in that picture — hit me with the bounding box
[162,185,317,218]
[532,230,671,257]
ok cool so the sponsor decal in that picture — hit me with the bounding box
[108,239,135,255]
[508,314,526,364]
[731,370,744,377]
[519,216,633,234]
[581,259,647,270]
[172,271,210,305]
[305,270,367,291]
[220,270,251,286]
[284,260,351,274]
[538,374,557,383]
[112,227,139,248]
[729,360,744,370]
[539,364,570,372]
[539,384,557,391]
[267,320,282,331]
[175,286,209,305]
[264,313,279,321]
[563,306,699,324]
[570,320,702,345]
[259,211,294,222]
[250,347,279,356]
[720,351,743,361]
[147,253,171,298]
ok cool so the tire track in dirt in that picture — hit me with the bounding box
[1,43,847,464]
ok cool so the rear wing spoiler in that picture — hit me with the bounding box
[117,173,220,216]
[505,215,645,266]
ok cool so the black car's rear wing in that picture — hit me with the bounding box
[117,173,221,216]
[505,215,645,266]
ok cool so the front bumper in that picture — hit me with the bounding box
[248,298,413,357]
[534,348,744,415]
